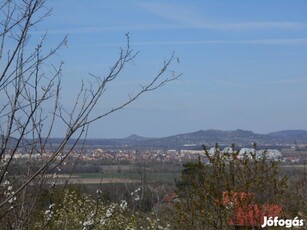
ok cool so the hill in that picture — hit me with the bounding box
[46,129,307,150]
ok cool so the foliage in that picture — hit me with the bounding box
[0,0,179,227]
[171,144,291,229]
[32,188,171,230]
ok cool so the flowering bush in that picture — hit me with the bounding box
[33,189,171,230]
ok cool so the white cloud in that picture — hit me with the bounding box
[33,22,306,35]
[259,78,307,84]
[31,24,188,35]
[217,78,307,88]
[138,2,306,31]
[65,38,307,49]
[133,38,307,46]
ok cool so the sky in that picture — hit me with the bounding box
[30,0,307,138]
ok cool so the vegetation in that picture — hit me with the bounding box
[7,145,301,229]
[0,0,179,228]
[0,0,306,229]
[30,186,171,230]
[169,145,307,229]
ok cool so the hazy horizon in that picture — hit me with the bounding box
[42,128,307,140]
[29,1,307,138]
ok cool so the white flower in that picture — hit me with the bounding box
[100,218,106,225]
[83,219,94,226]
[120,200,128,210]
[45,210,51,215]
[8,196,16,204]
[89,211,95,218]
[105,208,113,218]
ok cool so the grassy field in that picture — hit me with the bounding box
[75,172,180,184]
[50,172,180,185]
[280,164,306,168]
[55,162,307,185]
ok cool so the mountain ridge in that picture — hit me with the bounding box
[3,129,306,150]
[81,129,307,149]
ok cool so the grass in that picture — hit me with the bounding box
[75,172,180,184]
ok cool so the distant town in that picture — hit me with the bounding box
[5,129,307,165]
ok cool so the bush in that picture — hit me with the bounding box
[170,145,294,229]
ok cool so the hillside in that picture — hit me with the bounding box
[47,129,307,150]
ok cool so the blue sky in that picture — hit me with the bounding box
[32,1,307,138]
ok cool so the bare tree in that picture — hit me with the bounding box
[0,0,180,228]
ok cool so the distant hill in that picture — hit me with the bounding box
[4,129,306,150]
[0,135,19,149]
[135,129,273,149]
[124,134,153,141]
[65,129,307,149]
[268,130,307,141]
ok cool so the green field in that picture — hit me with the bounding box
[76,172,180,184]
